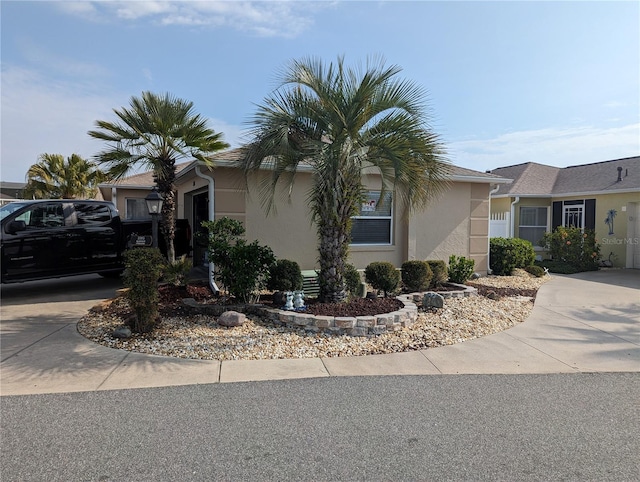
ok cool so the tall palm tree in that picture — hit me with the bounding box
[88,91,229,262]
[23,153,107,199]
[240,56,450,303]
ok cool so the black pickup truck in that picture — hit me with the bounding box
[0,200,191,283]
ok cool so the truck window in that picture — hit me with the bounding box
[18,204,65,228]
[74,203,112,225]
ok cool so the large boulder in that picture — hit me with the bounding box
[422,292,445,309]
[218,311,246,327]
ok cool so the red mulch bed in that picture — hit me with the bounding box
[157,283,404,317]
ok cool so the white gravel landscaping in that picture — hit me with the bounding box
[77,270,550,361]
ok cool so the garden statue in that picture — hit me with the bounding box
[293,290,306,310]
[284,291,294,311]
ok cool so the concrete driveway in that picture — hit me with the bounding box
[1,269,638,396]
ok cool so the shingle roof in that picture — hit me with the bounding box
[490,156,640,196]
[554,156,640,194]
[99,160,196,187]
[101,148,509,187]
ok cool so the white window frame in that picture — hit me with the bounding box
[563,201,585,230]
[350,190,393,246]
[518,206,548,247]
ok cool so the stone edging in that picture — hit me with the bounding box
[182,283,477,337]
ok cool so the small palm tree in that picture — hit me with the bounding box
[23,153,107,199]
[89,91,229,262]
[240,56,449,302]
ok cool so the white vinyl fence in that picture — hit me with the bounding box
[490,212,510,238]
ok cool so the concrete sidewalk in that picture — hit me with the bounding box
[1,269,638,396]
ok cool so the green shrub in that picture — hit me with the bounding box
[490,237,536,276]
[123,247,165,333]
[364,261,400,297]
[401,260,433,292]
[224,241,275,303]
[162,255,193,286]
[267,259,303,292]
[535,259,580,274]
[202,217,276,303]
[426,260,448,288]
[343,263,362,298]
[448,255,475,284]
[524,265,546,277]
[540,226,600,272]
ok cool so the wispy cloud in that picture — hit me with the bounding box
[1,65,126,181]
[0,64,245,182]
[449,124,640,172]
[54,1,332,38]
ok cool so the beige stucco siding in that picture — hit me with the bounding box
[106,165,495,274]
[591,192,640,267]
[407,182,489,274]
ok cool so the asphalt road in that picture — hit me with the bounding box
[2,373,638,481]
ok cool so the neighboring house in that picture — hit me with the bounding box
[0,182,27,205]
[488,156,640,269]
[99,149,510,275]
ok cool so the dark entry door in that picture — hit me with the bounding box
[192,192,209,267]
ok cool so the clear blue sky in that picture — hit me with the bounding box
[2,1,638,182]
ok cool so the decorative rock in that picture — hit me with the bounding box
[422,292,445,309]
[112,326,132,339]
[218,311,246,327]
[470,272,481,280]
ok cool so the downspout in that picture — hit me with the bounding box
[510,196,520,238]
[195,163,219,293]
[487,184,501,274]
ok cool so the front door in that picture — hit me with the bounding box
[192,192,210,267]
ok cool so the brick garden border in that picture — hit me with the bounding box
[182,282,477,337]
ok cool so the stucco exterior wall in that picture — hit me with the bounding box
[107,165,496,274]
[407,182,490,274]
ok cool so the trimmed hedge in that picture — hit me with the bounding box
[365,261,400,297]
[490,237,535,276]
[267,259,303,292]
[401,260,433,292]
[426,260,448,288]
[344,263,362,297]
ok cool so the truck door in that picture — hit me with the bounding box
[2,202,69,280]
[72,202,119,269]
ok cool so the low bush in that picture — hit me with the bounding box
[540,226,600,272]
[365,261,400,297]
[267,259,303,292]
[426,260,448,288]
[343,263,362,298]
[535,259,580,274]
[202,217,276,303]
[490,237,535,276]
[123,247,165,333]
[448,255,475,284]
[524,265,546,277]
[162,255,193,286]
[401,260,433,292]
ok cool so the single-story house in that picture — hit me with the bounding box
[98,149,511,275]
[488,156,640,269]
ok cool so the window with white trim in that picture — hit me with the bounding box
[518,206,548,246]
[563,200,584,229]
[351,191,393,245]
[125,198,152,220]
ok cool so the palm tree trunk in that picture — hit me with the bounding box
[317,219,350,303]
[156,163,177,263]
